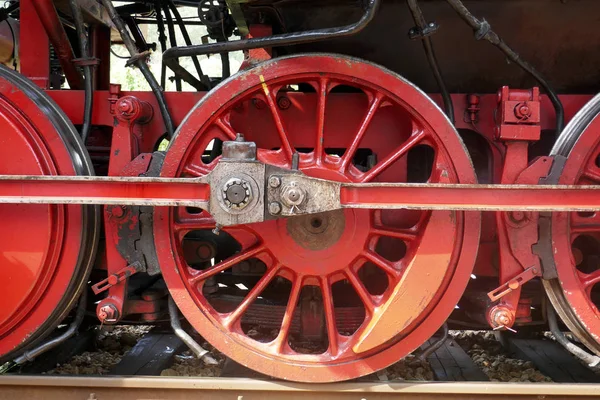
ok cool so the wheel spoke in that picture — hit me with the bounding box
[340,92,384,171]
[363,250,400,278]
[371,226,417,241]
[315,77,329,163]
[262,84,294,160]
[173,210,215,233]
[215,117,238,140]
[345,269,375,314]
[225,263,281,328]
[360,129,427,182]
[183,162,211,177]
[274,275,302,352]
[581,269,600,289]
[571,223,600,234]
[320,277,339,356]
[582,166,600,183]
[190,245,265,283]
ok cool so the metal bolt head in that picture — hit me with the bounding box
[488,305,515,329]
[277,96,291,110]
[268,175,281,188]
[508,210,529,225]
[280,181,306,207]
[222,178,252,210]
[117,98,136,117]
[196,242,215,261]
[252,98,266,110]
[98,304,119,323]
[269,201,282,215]
[109,205,126,218]
[514,102,532,120]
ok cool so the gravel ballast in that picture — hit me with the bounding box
[40,326,558,382]
[46,326,152,375]
[452,330,552,382]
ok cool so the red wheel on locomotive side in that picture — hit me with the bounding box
[0,65,98,362]
[545,107,600,354]
[156,54,481,382]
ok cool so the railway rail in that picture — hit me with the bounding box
[1,376,600,399]
[4,327,600,399]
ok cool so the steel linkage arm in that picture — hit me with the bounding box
[0,136,599,223]
[339,182,600,211]
[1,169,600,212]
[0,175,209,207]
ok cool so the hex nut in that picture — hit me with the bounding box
[269,201,282,215]
[268,175,282,188]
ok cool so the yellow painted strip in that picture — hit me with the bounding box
[259,74,270,97]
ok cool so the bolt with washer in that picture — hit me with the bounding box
[280,181,306,208]
[98,304,119,323]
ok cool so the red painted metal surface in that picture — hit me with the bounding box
[30,0,82,90]
[339,182,600,211]
[550,112,600,350]
[0,177,209,205]
[18,0,49,88]
[0,67,87,360]
[154,54,480,382]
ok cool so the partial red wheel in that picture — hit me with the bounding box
[0,66,98,363]
[155,54,480,382]
[545,103,600,354]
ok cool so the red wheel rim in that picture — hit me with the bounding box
[550,114,600,349]
[155,54,480,382]
[0,66,96,361]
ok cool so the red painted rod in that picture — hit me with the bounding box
[0,176,209,206]
[1,176,600,211]
[32,0,83,90]
[341,184,600,211]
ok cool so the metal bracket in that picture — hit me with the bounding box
[91,261,143,295]
[408,21,439,39]
[535,155,567,280]
[265,166,341,218]
[487,265,541,302]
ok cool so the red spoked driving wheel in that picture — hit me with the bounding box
[0,66,98,362]
[155,54,480,382]
[545,108,600,354]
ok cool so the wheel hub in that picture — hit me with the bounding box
[272,209,366,275]
[287,210,346,251]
